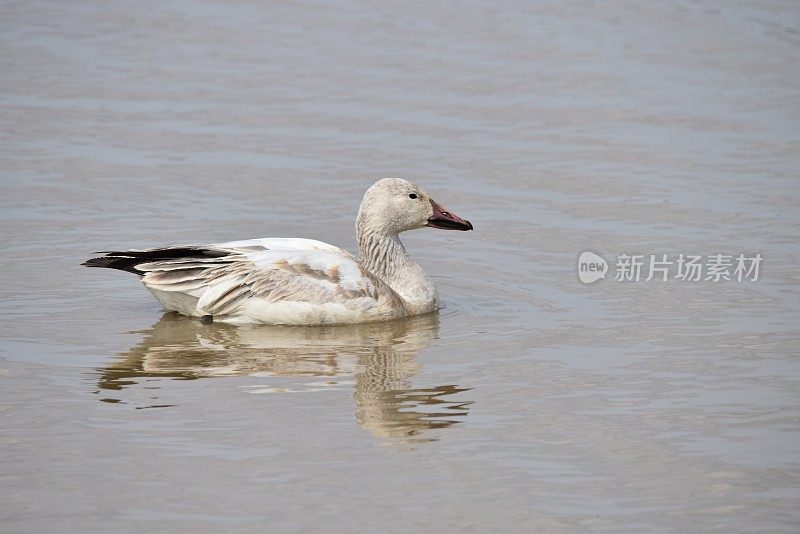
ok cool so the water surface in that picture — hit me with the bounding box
[1,1,799,532]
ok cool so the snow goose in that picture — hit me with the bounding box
[83,178,472,325]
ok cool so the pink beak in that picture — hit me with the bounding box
[426,200,473,231]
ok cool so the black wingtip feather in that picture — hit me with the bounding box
[81,255,146,275]
[82,247,230,276]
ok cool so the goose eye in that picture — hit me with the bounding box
[408,193,418,199]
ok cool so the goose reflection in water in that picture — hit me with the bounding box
[96,312,472,441]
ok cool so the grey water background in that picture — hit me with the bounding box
[1,1,799,532]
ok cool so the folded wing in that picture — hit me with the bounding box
[84,239,404,322]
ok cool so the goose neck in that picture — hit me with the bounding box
[356,228,438,314]
[356,229,406,281]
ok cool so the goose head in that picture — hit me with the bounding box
[356,178,473,235]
